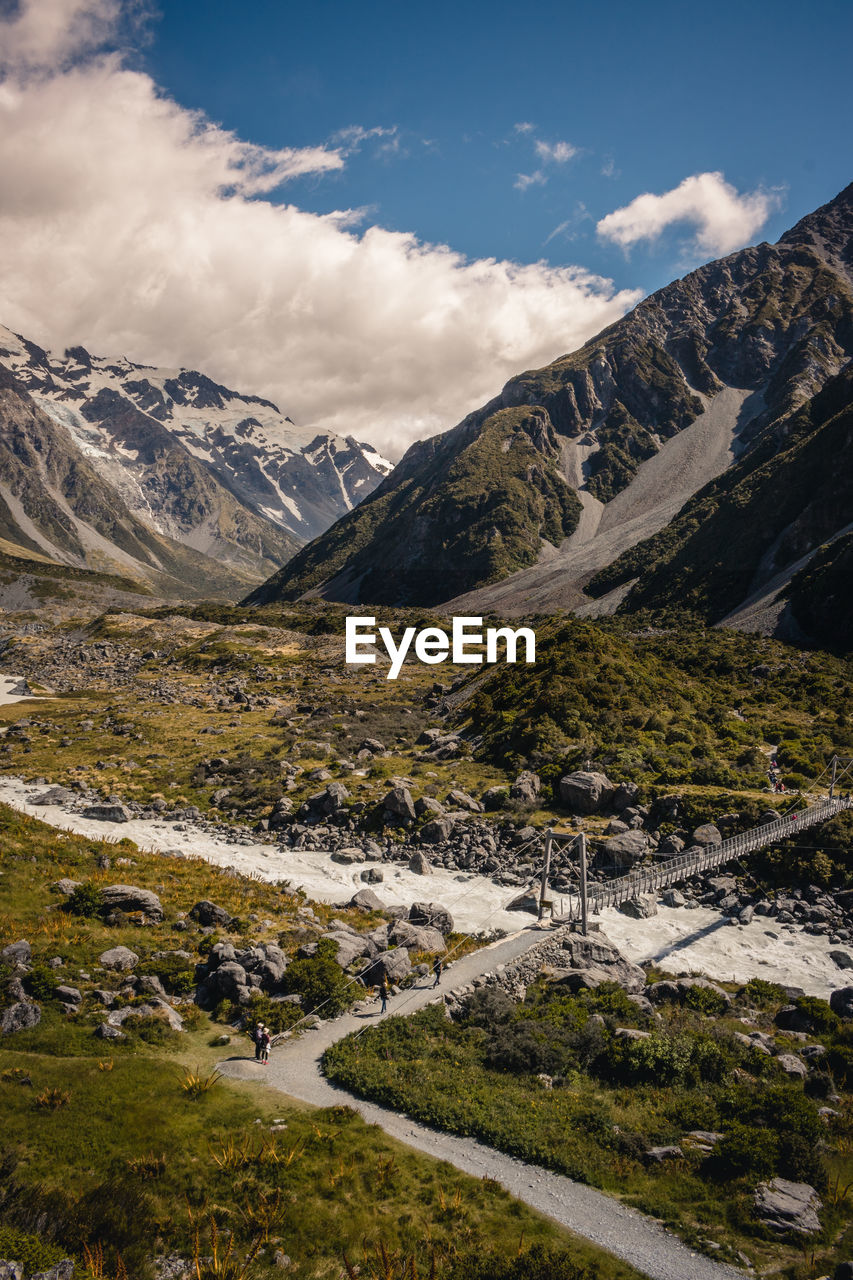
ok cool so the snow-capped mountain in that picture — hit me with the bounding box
[0,327,391,548]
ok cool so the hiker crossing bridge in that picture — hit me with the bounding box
[543,755,853,934]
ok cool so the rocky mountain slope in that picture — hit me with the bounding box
[247,183,853,644]
[0,326,390,597]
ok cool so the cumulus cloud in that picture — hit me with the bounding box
[596,171,782,257]
[0,1,641,458]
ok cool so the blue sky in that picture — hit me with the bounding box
[0,0,850,456]
[143,0,852,295]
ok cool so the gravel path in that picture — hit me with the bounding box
[219,926,745,1280]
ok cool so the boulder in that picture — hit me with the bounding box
[331,848,366,864]
[777,1054,808,1079]
[390,920,446,953]
[409,901,454,936]
[100,885,164,921]
[612,781,640,812]
[645,1145,683,1162]
[362,948,412,986]
[601,830,648,869]
[98,945,139,971]
[661,889,686,908]
[776,1004,814,1032]
[754,1178,822,1235]
[446,788,482,813]
[55,985,82,1004]
[558,771,615,814]
[677,977,731,1006]
[360,737,386,755]
[31,1262,74,1280]
[108,999,184,1033]
[481,785,509,810]
[506,889,541,914]
[556,933,645,993]
[202,961,251,1003]
[646,980,682,1004]
[0,1001,41,1034]
[82,803,131,823]
[258,944,289,988]
[692,823,722,846]
[189,900,233,928]
[51,878,82,896]
[349,888,384,911]
[830,951,853,970]
[830,987,853,1019]
[0,1263,23,1280]
[415,795,445,818]
[321,931,371,968]
[360,868,384,884]
[510,771,541,803]
[408,851,434,873]
[617,895,657,920]
[320,781,350,813]
[381,786,414,821]
[1,940,31,965]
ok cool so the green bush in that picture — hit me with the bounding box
[26,963,59,1001]
[741,977,786,1009]
[683,985,729,1017]
[0,1226,65,1273]
[795,995,840,1034]
[714,1123,778,1180]
[65,882,104,917]
[282,937,353,1015]
[143,954,196,995]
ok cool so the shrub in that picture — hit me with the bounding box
[683,985,729,1017]
[714,1123,778,1180]
[0,1227,65,1274]
[66,882,104,917]
[26,962,60,1001]
[795,995,840,1034]
[143,954,196,995]
[282,938,352,1015]
[741,977,786,1009]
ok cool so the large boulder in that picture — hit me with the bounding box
[98,945,139,971]
[390,920,446,953]
[1,940,31,965]
[100,885,164,921]
[601,830,647,870]
[446,788,482,813]
[554,933,645,993]
[189,900,233,928]
[408,851,434,873]
[82,803,131,823]
[830,988,853,1019]
[617,895,657,920]
[692,823,722,847]
[320,931,371,968]
[383,786,416,821]
[361,948,412,986]
[202,960,251,1004]
[754,1178,822,1235]
[506,889,541,914]
[258,944,289,988]
[107,999,184,1033]
[510,771,541,802]
[415,795,445,818]
[409,901,454,936]
[420,819,454,845]
[349,888,384,911]
[0,1001,41,1034]
[612,781,640,812]
[558,771,615,814]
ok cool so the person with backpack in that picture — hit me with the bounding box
[260,1026,271,1065]
[378,976,389,1015]
[432,958,443,988]
[252,1019,264,1061]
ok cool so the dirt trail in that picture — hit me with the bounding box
[219,926,745,1280]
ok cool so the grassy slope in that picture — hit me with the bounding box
[0,805,642,1280]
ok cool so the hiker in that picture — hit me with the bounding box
[252,1019,264,1061]
[432,958,443,988]
[378,976,389,1015]
[260,1025,271,1065]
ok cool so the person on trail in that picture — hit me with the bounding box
[260,1026,271,1065]
[432,958,443,988]
[252,1020,264,1061]
[378,976,389,1015]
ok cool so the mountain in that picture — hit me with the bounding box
[246,183,853,648]
[0,327,390,597]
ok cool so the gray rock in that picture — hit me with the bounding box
[505,889,542,914]
[830,987,853,1019]
[615,1027,652,1040]
[661,889,686,908]
[362,947,412,986]
[349,888,384,911]
[360,867,384,883]
[360,737,386,754]
[754,1178,822,1235]
[390,920,446,953]
[55,985,82,1004]
[0,1263,23,1280]
[107,999,184,1032]
[0,1001,41,1034]
[612,782,640,811]
[481,785,509,810]
[558,771,615,814]
[646,1145,683,1162]
[602,830,648,869]
[617,895,657,920]
[777,1053,808,1079]
[556,933,645,993]
[31,1261,74,1280]
[189,900,233,928]
[409,901,454,936]
[331,848,366,864]
[203,960,251,1003]
[415,795,446,817]
[677,976,731,1006]
[383,785,417,821]
[321,931,371,968]
[830,951,853,970]
[692,823,722,846]
[510,771,541,803]
[52,878,82,896]
[446,788,482,813]
[408,851,434,873]
[82,803,131,822]
[1,940,31,965]
[94,1021,126,1040]
[738,905,755,925]
[100,884,163,920]
[99,945,139,971]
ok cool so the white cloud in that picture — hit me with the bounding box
[0,0,122,69]
[0,1,641,459]
[596,171,782,257]
[513,121,536,134]
[513,170,546,192]
[534,139,577,165]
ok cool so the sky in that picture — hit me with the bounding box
[0,0,850,458]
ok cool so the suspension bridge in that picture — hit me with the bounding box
[541,754,853,933]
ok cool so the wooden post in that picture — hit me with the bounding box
[539,829,552,920]
[579,831,588,936]
[830,755,838,800]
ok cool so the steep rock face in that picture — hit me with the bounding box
[0,327,390,588]
[250,183,853,615]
